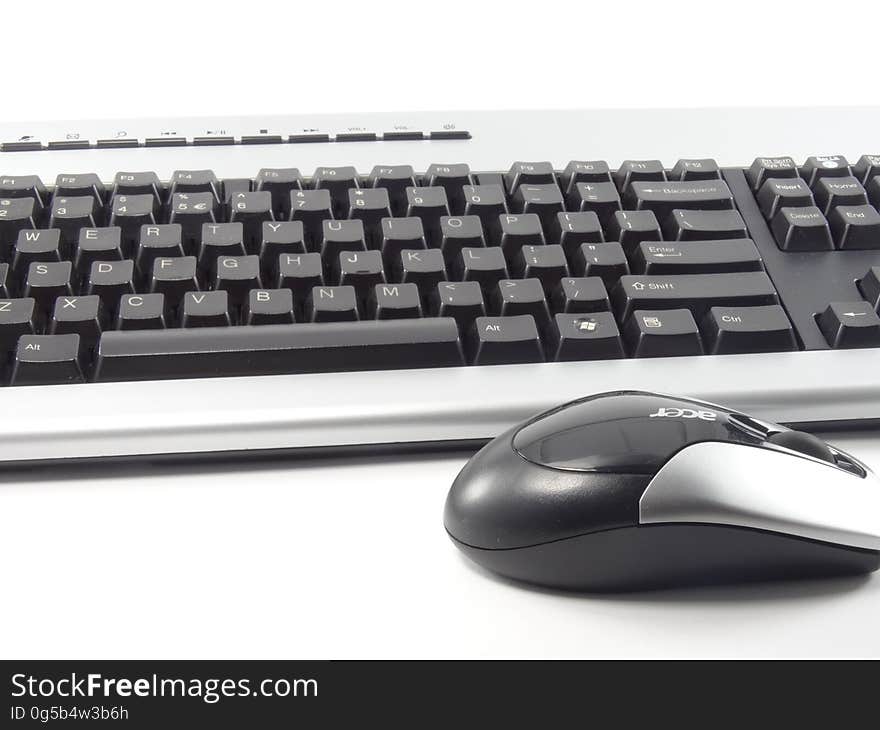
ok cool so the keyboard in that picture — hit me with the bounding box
[1,107,880,465]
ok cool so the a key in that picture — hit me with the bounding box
[670,159,721,181]
[817,301,880,348]
[702,304,797,354]
[380,217,427,261]
[504,161,556,194]
[320,220,366,265]
[438,216,484,261]
[289,189,334,247]
[548,211,604,258]
[170,170,221,201]
[228,191,274,253]
[430,281,485,329]
[828,205,880,249]
[813,176,868,214]
[181,290,232,327]
[49,196,99,245]
[770,207,833,251]
[259,221,306,273]
[75,227,124,274]
[613,160,666,194]
[551,277,610,313]
[0,298,37,350]
[11,334,84,385]
[150,257,199,305]
[625,308,703,357]
[336,250,386,300]
[467,315,544,365]
[112,171,163,203]
[567,182,621,227]
[425,164,472,213]
[109,194,157,249]
[513,244,569,293]
[199,222,247,269]
[24,261,73,310]
[312,166,360,215]
[628,180,734,220]
[50,295,105,344]
[560,161,612,194]
[13,229,63,276]
[491,278,551,331]
[243,288,295,325]
[368,165,417,215]
[511,184,565,230]
[662,209,748,241]
[348,188,392,240]
[87,260,135,309]
[463,185,508,230]
[550,312,624,361]
[801,155,851,188]
[853,155,880,185]
[168,192,218,248]
[573,242,629,285]
[612,271,778,320]
[0,197,37,251]
[213,255,262,305]
[632,239,763,275]
[55,173,105,205]
[277,252,324,302]
[117,293,167,330]
[453,246,508,292]
[0,175,48,211]
[498,214,545,257]
[757,178,814,219]
[607,210,662,255]
[746,156,798,190]
[405,187,450,242]
[95,317,464,381]
[393,249,447,294]
[255,168,303,217]
[306,285,360,322]
[368,282,422,319]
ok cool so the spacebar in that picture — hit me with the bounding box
[93,319,465,382]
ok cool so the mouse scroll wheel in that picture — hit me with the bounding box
[766,430,836,464]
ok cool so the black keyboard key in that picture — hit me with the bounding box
[368,282,422,319]
[228,191,274,252]
[551,277,610,314]
[305,285,359,322]
[498,213,545,257]
[670,158,721,181]
[505,161,556,194]
[313,166,359,215]
[439,215,484,260]
[662,209,749,241]
[614,160,666,193]
[259,221,306,272]
[628,180,734,220]
[405,186,450,241]
[150,257,199,304]
[0,175,47,210]
[549,211,604,257]
[221,178,252,202]
[817,301,880,348]
[511,184,565,229]
[801,155,851,187]
[112,171,163,202]
[289,189,334,247]
[170,170,220,200]
[380,217,427,261]
[243,288,295,325]
[613,271,778,320]
[625,309,703,357]
[25,261,73,310]
[868,176,880,208]
[853,155,880,185]
[55,173,104,205]
[348,188,391,238]
[463,185,508,229]
[561,161,612,193]
[573,242,629,284]
[337,250,385,299]
[0,297,37,349]
[117,293,167,330]
[468,315,544,365]
[425,164,472,213]
[491,278,551,331]
[0,197,37,250]
[255,168,303,217]
[860,267,880,310]
[181,290,231,327]
[76,227,124,274]
[607,210,661,255]
[757,178,814,218]
[169,192,218,247]
[567,182,621,227]
[109,194,157,249]
[49,196,99,244]
[813,176,868,214]
[87,260,135,308]
[50,295,105,344]
[277,252,324,301]
[453,246,508,292]
[320,219,366,265]
[829,205,880,250]
[550,311,624,361]
[430,281,485,329]
[13,229,63,275]
[199,222,247,268]
[746,156,798,190]
[213,255,262,304]
[95,317,464,381]
[368,165,417,214]
[633,238,763,275]
[513,244,569,292]
[394,249,446,294]
[702,304,797,354]
[770,207,833,251]
[0,264,13,298]
[11,334,84,385]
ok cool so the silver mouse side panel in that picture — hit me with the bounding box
[639,441,880,551]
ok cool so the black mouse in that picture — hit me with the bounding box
[444,391,880,591]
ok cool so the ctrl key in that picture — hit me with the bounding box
[468,315,544,365]
[10,334,84,385]
[817,302,880,349]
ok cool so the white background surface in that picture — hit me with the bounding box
[1,0,879,659]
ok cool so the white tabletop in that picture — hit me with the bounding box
[1,430,878,660]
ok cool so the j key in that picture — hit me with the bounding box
[858,267,880,309]
[368,165,417,214]
[0,197,37,250]
[462,185,508,230]
[95,317,464,381]
[170,170,221,201]
[746,157,798,190]
[168,193,218,247]
[117,293,167,330]
[702,305,797,354]
[491,278,551,331]
[25,261,73,310]
[11,334,84,385]
[260,221,306,271]
[243,288,295,325]
[312,166,360,215]
[567,182,622,227]
[227,191,274,253]
[607,210,661,255]
[150,257,199,305]
[55,173,105,205]
[87,260,135,308]
[380,217,427,260]
[112,171,163,202]
[50,196,99,245]
[277,253,324,301]
[181,290,232,327]
[770,207,833,251]
[199,223,247,268]
[439,216,484,260]
[75,227,124,274]
[549,211,604,257]
[853,155,880,185]
[813,176,868,214]
[628,180,734,220]
[405,187,450,242]
[801,156,851,188]
[337,250,386,299]
[289,189,334,246]
[255,168,303,217]
[829,205,880,249]
[453,246,508,292]
[467,315,544,365]
[632,239,763,275]
[50,295,105,344]
[109,194,157,249]
[550,311,624,361]
[662,209,748,241]
[425,164,472,213]
[670,159,721,181]
[13,229,63,275]
[348,188,392,237]
[393,249,447,294]
[368,282,422,319]
[306,285,359,322]
[573,242,629,284]
[561,161,612,193]
[626,309,704,357]
[512,184,565,229]
[430,281,485,329]
[513,244,569,292]
[505,161,556,194]
[757,178,814,219]
[0,175,47,211]
[817,301,880,348]
[498,214,545,257]
[320,220,366,265]
[213,255,262,304]
[0,298,37,350]
[613,160,666,194]
[551,277,610,313]
[613,271,778,320]
[221,179,252,202]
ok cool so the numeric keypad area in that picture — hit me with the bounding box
[0,161,798,384]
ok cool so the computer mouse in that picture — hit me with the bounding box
[444,391,880,591]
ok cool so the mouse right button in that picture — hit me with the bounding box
[766,430,836,463]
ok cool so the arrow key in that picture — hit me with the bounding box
[817,301,880,348]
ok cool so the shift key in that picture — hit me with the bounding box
[612,271,778,319]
